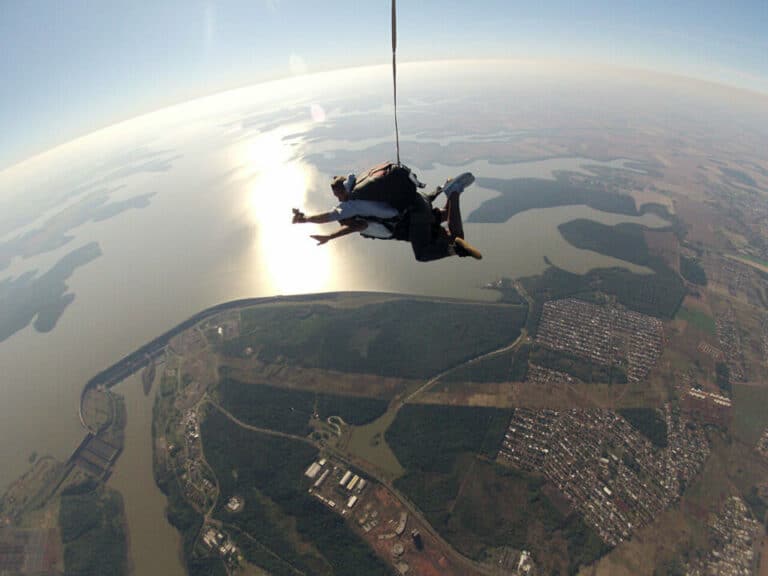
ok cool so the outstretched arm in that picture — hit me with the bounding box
[311,219,368,245]
[292,208,336,224]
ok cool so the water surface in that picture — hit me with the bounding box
[109,373,186,576]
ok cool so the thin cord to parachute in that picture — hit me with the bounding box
[391,0,401,166]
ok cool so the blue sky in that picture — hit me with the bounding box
[1,0,767,169]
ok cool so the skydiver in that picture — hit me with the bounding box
[291,163,481,261]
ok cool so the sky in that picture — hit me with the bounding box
[1,0,767,170]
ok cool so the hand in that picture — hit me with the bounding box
[311,234,330,246]
[292,208,306,224]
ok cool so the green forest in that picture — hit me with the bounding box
[59,482,127,576]
[201,409,390,576]
[680,255,707,285]
[442,344,531,383]
[468,176,638,223]
[617,408,668,448]
[223,299,526,379]
[558,220,651,265]
[529,345,627,384]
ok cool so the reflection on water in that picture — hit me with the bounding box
[237,129,334,294]
[109,374,185,576]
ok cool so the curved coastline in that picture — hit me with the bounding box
[76,291,415,430]
[78,294,303,429]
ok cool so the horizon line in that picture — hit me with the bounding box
[2,57,767,176]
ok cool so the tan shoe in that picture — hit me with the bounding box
[453,237,482,260]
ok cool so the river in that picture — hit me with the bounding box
[109,373,186,576]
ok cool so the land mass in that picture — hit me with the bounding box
[468,174,642,223]
[2,243,766,576]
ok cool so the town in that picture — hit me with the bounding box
[498,404,709,546]
[685,496,763,576]
[716,309,747,385]
[536,298,664,384]
[173,409,217,512]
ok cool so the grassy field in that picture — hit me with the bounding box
[675,306,716,335]
[216,378,389,436]
[225,299,526,379]
[731,384,768,446]
[740,253,768,268]
[726,253,768,274]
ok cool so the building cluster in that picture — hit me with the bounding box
[716,310,746,384]
[662,406,710,493]
[207,312,240,343]
[225,495,244,513]
[697,341,725,362]
[486,547,537,576]
[723,258,752,297]
[527,364,582,387]
[172,409,216,510]
[682,387,731,427]
[201,525,241,569]
[304,458,369,516]
[498,404,709,546]
[516,550,535,576]
[302,458,426,575]
[536,299,664,384]
[685,496,762,576]
[730,180,768,222]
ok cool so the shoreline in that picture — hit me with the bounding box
[77,289,487,427]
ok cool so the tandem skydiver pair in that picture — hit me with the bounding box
[292,162,482,262]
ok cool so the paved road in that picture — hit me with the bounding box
[402,327,527,406]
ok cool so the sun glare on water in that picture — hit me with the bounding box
[238,129,332,294]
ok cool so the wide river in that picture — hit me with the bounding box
[0,77,668,572]
[109,373,187,576]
